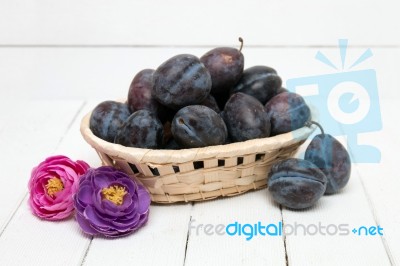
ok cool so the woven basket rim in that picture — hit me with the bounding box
[80,109,316,165]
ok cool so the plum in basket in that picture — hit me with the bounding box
[89,101,131,143]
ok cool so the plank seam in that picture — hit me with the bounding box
[0,101,87,239]
[54,101,87,151]
[0,194,27,238]
[183,203,194,266]
[80,236,94,266]
[280,205,289,266]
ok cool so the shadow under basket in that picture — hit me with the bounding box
[80,111,316,204]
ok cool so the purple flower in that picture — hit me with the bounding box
[73,166,150,238]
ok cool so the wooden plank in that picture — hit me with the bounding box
[0,100,88,265]
[0,200,91,266]
[0,100,84,232]
[78,103,193,266]
[280,103,394,264]
[0,100,192,266]
[82,204,192,266]
[340,100,400,265]
[184,190,287,266]
[0,0,399,46]
[281,171,391,265]
[54,101,103,167]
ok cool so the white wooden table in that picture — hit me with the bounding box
[0,1,399,265]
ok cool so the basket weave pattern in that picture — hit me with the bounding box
[81,111,314,203]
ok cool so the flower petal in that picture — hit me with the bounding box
[76,212,99,235]
[77,184,94,205]
[137,185,151,214]
[84,205,112,230]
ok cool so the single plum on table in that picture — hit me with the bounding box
[304,122,351,194]
[268,158,327,209]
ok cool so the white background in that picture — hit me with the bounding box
[0,1,399,265]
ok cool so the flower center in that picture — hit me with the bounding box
[45,177,64,197]
[101,185,127,205]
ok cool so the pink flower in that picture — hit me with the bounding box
[28,155,90,221]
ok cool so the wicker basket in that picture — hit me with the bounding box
[80,109,315,203]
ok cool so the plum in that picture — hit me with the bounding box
[199,94,220,113]
[200,38,244,95]
[114,110,163,149]
[152,54,211,109]
[89,101,131,143]
[171,105,227,148]
[223,92,271,142]
[304,122,351,194]
[265,92,310,135]
[127,69,158,113]
[268,158,327,209]
[277,87,288,94]
[231,66,282,104]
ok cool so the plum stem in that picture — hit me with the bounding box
[305,121,325,135]
[238,37,244,52]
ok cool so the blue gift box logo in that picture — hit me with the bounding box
[286,39,382,163]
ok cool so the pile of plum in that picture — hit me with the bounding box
[89,38,351,209]
[90,38,310,150]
